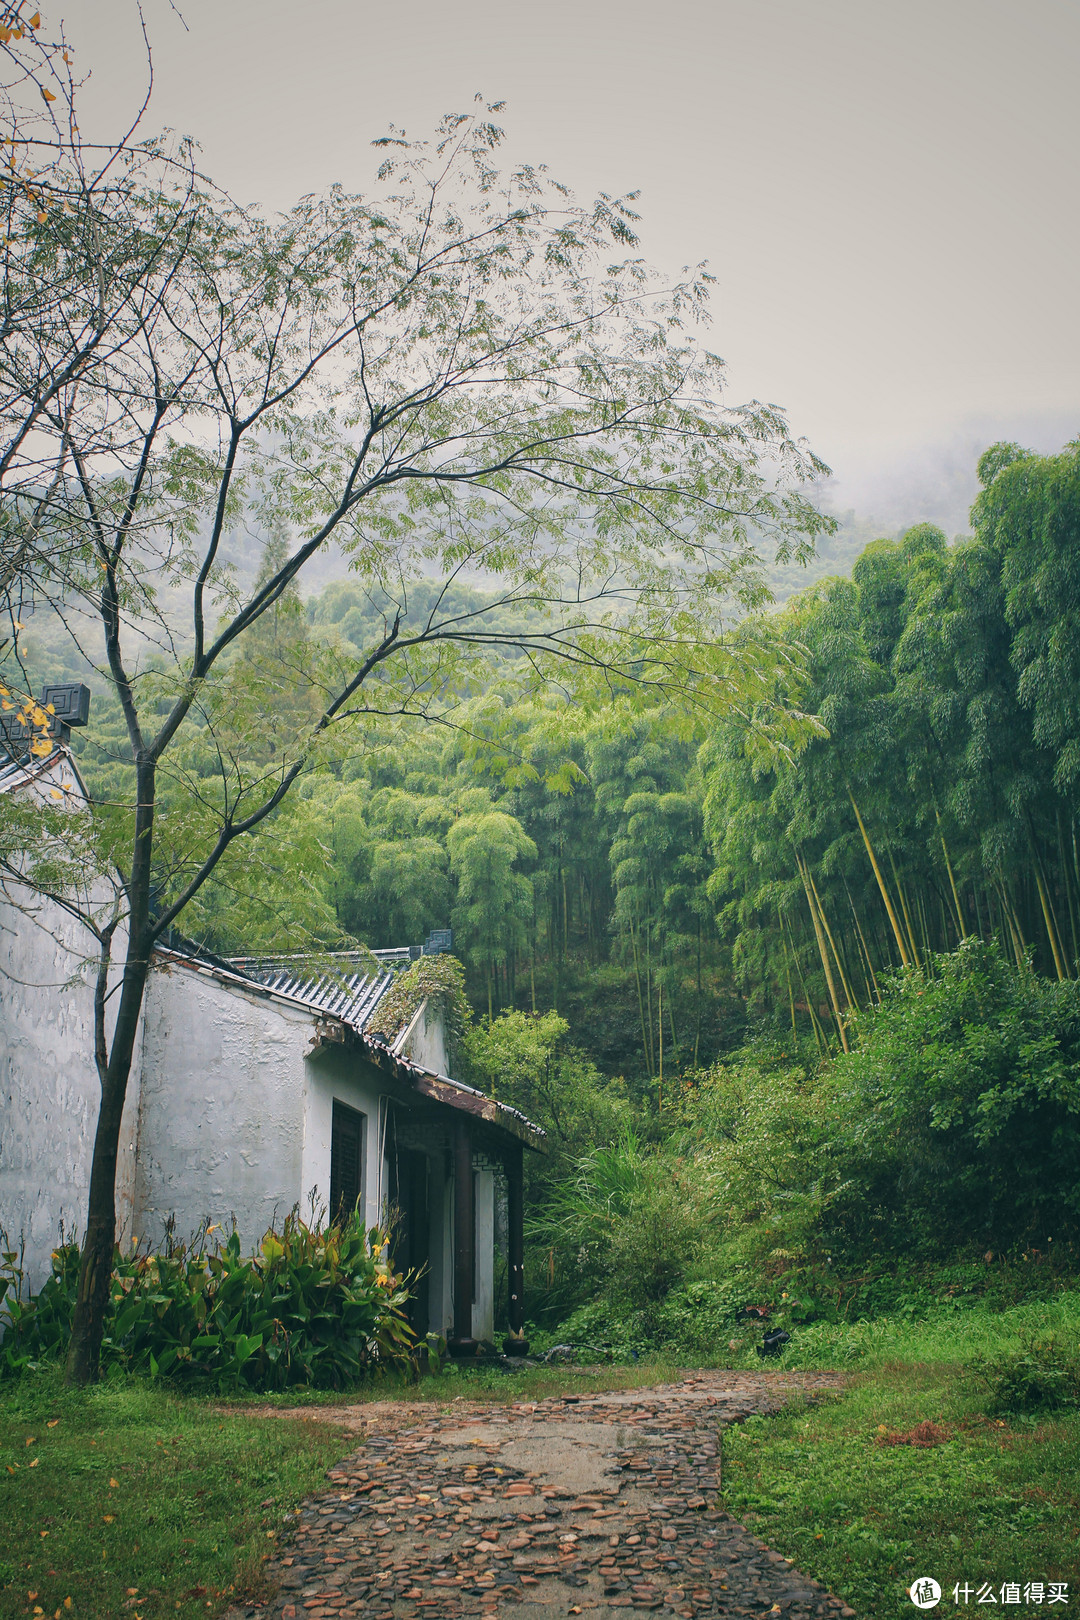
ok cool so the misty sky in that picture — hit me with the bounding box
[65,0,1080,531]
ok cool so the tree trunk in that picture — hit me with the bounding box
[66,759,156,1385]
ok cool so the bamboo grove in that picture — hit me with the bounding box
[705,438,1080,1051]
[45,436,1080,1081]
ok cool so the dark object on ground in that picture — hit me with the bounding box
[758,1329,791,1357]
[544,1343,577,1363]
[503,1332,531,1356]
[741,1304,772,1321]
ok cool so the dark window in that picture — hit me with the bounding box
[329,1101,365,1222]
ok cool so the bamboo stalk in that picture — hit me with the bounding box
[935,806,967,940]
[797,851,850,1053]
[1030,846,1067,981]
[847,788,912,969]
[996,878,1026,968]
[780,920,799,1044]
[782,910,828,1056]
[842,873,880,1001]
[887,845,921,970]
[806,863,859,1013]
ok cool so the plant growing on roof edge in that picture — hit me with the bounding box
[366,952,470,1069]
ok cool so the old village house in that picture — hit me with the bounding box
[0,694,543,1353]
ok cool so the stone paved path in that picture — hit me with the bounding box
[229,1371,855,1620]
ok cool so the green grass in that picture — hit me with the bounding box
[232,1356,690,1406]
[0,1358,691,1620]
[722,1333,1080,1619]
[0,1368,344,1620]
[774,1289,1080,1371]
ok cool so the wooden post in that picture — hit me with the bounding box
[449,1117,478,1357]
[504,1142,529,1356]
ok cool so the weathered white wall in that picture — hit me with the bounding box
[0,885,141,1292]
[404,1001,448,1076]
[299,1045,387,1229]
[135,961,309,1248]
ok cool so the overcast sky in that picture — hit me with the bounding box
[64,0,1080,530]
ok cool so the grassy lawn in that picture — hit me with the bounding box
[0,1369,345,1620]
[5,1305,1080,1620]
[722,1297,1080,1620]
[236,1356,691,1407]
[0,1358,691,1620]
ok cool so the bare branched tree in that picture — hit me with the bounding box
[3,98,833,1382]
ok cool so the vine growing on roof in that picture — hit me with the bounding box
[367,953,470,1072]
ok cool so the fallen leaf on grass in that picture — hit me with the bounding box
[47,1420,59,1429]
[103,1515,115,1524]
[109,1478,119,1487]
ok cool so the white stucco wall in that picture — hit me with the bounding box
[0,884,142,1293]
[135,961,310,1248]
[299,1044,387,1230]
[403,1001,448,1075]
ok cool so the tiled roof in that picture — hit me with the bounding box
[226,949,413,1031]
[0,745,88,799]
[234,962,397,1030]
[152,943,546,1151]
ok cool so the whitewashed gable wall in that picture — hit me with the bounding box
[134,963,309,1248]
[0,886,142,1291]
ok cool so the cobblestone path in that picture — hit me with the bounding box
[231,1371,854,1620]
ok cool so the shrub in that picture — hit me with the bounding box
[0,1209,416,1389]
[531,1129,715,1312]
[827,940,1080,1254]
[968,1331,1080,1413]
[674,1043,845,1268]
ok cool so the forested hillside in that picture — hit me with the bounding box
[26,435,1080,1101]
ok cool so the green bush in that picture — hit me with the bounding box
[0,1209,416,1389]
[674,1042,844,1270]
[531,1129,716,1313]
[823,940,1080,1255]
[968,1331,1080,1413]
